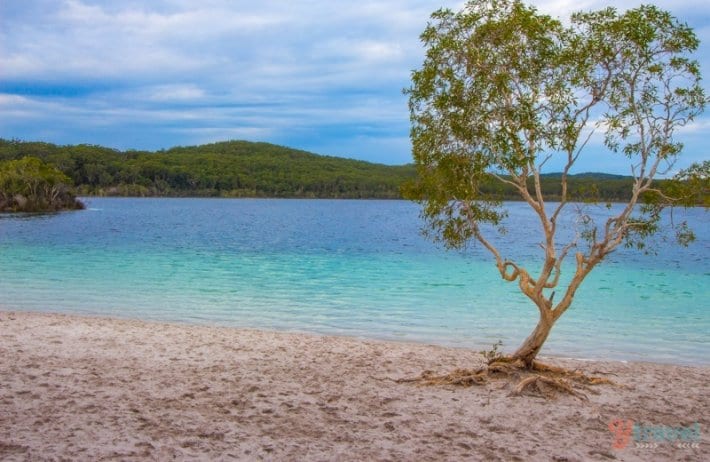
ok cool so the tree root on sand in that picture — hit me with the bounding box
[512,375,587,400]
[397,357,617,400]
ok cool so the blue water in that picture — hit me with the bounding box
[1,198,708,364]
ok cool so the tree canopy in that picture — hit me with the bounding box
[405,0,706,368]
[0,157,84,212]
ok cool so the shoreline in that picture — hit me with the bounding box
[1,310,708,461]
[78,196,708,205]
[3,306,708,368]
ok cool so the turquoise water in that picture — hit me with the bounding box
[0,198,708,364]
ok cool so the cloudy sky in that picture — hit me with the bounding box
[1,0,708,173]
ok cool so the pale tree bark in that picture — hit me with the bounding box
[512,314,553,367]
[467,120,665,367]
[407,1,705,370]
[472,163,660,367]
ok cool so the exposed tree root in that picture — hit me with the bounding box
[512,375,588,400]
[420,368,489,386]
[531,360,616,386]
[398,356,617,400]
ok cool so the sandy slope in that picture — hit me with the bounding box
[0,310,707,461]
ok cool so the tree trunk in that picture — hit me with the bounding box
[512,314,554,368]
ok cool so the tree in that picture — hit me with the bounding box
[0,157,84,212]
[655,160,709,208]
[405,0,706,369]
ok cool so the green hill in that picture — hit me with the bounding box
[0,139,415,198]
[0,139,683,202]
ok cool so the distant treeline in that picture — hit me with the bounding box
[0,139,414,199]
[473,172,638,202]
[0,139,686,202]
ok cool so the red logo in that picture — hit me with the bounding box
[609,419,635,449]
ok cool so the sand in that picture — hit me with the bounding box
[0,310,707,461]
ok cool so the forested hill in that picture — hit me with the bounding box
[0,138,678,201]
[0,139,415,198]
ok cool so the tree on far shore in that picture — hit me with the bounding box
[404,0,706,391]
[0,157,84,212]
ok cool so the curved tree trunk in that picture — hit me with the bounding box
[511,313,554,368]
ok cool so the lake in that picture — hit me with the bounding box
[0,198,707,364]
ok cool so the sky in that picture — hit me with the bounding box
[0,0,708,173]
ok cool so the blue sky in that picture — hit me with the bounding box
[0,0,708,173]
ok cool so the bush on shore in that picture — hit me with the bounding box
[0,157,84,212]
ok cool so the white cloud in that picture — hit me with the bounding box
[677,119,710,134]
[143,84,207,102]
[0,93,31,106]
[347,40,405,63]
[0,0,708,167]
[58,0,285,38]
[534,0,710,16]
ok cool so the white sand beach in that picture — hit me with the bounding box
[0,310,707,461]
